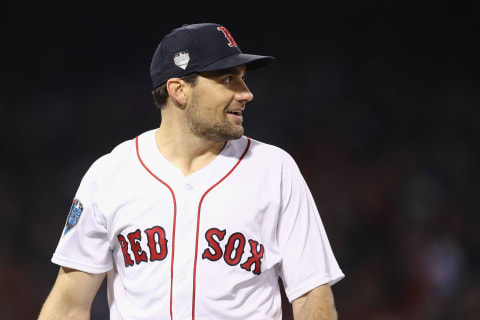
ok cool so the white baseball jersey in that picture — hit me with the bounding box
[52,129,344,320]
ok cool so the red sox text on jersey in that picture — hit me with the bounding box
[117,226,265,275]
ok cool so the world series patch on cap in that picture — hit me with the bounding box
[150,23,275,89]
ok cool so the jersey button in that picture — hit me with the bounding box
[186,184,193,190]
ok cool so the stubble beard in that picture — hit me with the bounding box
[186,91,244,142]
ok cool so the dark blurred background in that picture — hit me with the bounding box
[1,2,479,319]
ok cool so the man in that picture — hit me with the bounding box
[38,23,344,320]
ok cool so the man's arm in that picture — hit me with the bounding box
[292,284,338,320]
[38,267,106,320]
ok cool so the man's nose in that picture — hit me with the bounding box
[236,81,254,102]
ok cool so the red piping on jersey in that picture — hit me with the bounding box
[191,137,251,320]
[135,136,177,320]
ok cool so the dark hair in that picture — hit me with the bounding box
[152,73,199,110]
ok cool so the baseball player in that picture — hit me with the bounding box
[38,23,344,320]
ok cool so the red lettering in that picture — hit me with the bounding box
[202,228,226,261]
[217,26,238,47]
[117,234,134,267]
[240,239,264,275]
[127,229,148,265]
[224,233,245,266]
[145,226,168,261]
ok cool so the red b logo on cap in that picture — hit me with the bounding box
[217,26,238,47]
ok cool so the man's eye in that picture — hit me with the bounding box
[223,76,233,83]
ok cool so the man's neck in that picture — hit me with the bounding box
[154,124,226,177]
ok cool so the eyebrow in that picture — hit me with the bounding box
[223,67,244,75]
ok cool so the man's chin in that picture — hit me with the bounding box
[230,126,244,140]
[209,128,244,142]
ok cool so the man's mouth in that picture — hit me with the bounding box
[227,109,243,122]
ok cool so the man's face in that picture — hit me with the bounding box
[184,65,253,142]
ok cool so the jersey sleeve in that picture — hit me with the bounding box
[51,156,113,274]
[277,153,344,302]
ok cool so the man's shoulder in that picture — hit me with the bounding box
[248,137,292,157]
[237,136,296,166]
[88,129,154,175]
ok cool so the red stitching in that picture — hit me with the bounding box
[136,136,177,320]
[191,138,251,319]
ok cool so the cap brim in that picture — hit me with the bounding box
[198,53,274,73]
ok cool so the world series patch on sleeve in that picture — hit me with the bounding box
[64,199,83,234]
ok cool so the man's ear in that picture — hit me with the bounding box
[166,78,187,108]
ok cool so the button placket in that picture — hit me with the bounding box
[183,182,195,212]
[171,182,197,318]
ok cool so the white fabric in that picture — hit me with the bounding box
[52,129,344,320]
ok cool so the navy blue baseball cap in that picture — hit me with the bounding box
[150,23,275,89]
